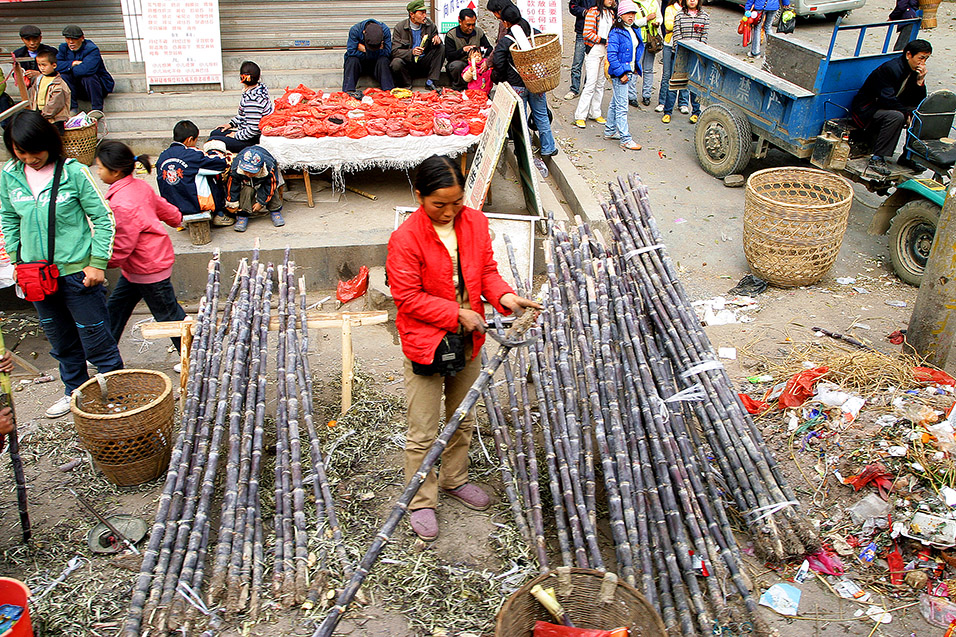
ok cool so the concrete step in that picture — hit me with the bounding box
[107,90,248,111]
[104,110,234,134]
[102,130,174,158]
[112,69,348,94]
[101,49,345,76]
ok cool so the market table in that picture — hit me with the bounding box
[259,133,481,207]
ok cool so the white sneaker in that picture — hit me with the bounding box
[680,105,690,114]
[654,104,664,113]
[563,90,577,100]
[173,363,182,374]
[45,395,72,419]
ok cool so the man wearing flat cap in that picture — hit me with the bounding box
[343,18,396,94]
[13,26,58,82]
[56,25,115,115]
[391,0,444,90]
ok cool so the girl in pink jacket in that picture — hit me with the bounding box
[96,141,188,354]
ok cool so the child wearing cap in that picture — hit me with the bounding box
[224,145,284,233]
[157,120,231,226]
[27,49,71,128]
[56,25,114,115]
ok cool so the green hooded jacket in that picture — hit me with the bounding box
[0,157,115,275]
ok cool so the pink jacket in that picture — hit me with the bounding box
[106,175,182,284]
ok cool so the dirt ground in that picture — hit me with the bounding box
[0,1,954,636]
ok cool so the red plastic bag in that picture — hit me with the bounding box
[914,366,956,386]
[533,622,627,637]
[777,367,828,409]
[337,266,369,303]
[738,393,769,414]
[346,120,368,139]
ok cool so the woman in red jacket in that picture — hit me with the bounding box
[386,155,540,541]
[95,141,188,358]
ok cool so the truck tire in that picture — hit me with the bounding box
[695,103,754,178]
[889,198,940,287]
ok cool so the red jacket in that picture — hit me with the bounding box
[106,175,183,284]
[387,206,514,365]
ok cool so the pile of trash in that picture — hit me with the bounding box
[741,340,956,629]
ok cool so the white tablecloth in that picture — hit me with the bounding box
[259,134,481,173]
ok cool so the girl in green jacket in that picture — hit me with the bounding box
[0,111,123,418]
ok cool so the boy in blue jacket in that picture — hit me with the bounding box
[56,25,114,115]
[157,121,231,225]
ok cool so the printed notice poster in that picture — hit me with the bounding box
[143,0,223,86]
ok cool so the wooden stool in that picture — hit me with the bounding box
[181,212,212,245]
[283,169,314,208]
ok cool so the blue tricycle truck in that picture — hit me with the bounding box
[674,18,954,285]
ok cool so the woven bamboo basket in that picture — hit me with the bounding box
[510,32,562,93]
[919,0,940,27]
[496,568,667,637]
[62,121,98,166]
[71,370,174,487]
[743,167,853,288]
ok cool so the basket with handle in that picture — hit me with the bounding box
[71,369,175,487]
[509,32,562,94]
[743,167,853,288]
[495,568,667,637]
[61,121,99,166]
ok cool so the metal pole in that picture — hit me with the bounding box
[908,183,956,372]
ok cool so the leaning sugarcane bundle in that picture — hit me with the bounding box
[0,330,30,544]
[312,309,541,637]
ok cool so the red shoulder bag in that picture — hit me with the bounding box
[16,159,64,302]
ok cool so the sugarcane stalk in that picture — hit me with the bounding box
[312,310,540,637]
[0,330,29,544]
[297,276,352,579]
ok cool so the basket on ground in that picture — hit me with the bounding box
[495,568,667,637]
[509,32,562,94]
[743,167,853,288]
[62,121,98,166]
[71,370,174,487]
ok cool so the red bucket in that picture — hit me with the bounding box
[0,578,32,637]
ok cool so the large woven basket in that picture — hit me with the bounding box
[510,32,562,93]
[496,568,667,637]
[62,121,98,166]
[743,167,853,288]
[71,370,174,486]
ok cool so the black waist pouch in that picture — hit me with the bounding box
[412,332,467,376]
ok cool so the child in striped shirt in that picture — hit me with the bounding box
[663,0,707,123]
[209,61,274,152]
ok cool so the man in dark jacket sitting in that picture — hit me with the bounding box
[391,0,444,90]
[444,9,492,90]
[851,39,930,177]
[13,25,58,82]
[343,19,396,94]
[56,25,114,115]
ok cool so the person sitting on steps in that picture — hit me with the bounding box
[391,0,444,91]
[12,25,58,83]
[343,19,396,95]
[444,8,492,91]
[55,25,114,118]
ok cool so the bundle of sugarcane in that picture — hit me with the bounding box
[272,255,352,611]
[501,174,816,636]
[123,250,274,635]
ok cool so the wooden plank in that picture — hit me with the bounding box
[140,310,388,339]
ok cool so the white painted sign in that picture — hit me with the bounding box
[142,0,223,86]
[515,0,563,43]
